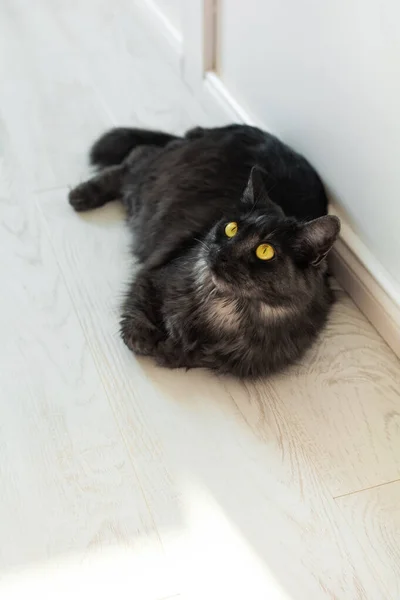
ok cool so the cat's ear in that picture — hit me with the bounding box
[242,166,283,214]
[243,166,267,205]
[295,215,340,266]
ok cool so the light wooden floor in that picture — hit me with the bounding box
[0,1,399,599]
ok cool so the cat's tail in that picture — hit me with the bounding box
[90,127,179,169]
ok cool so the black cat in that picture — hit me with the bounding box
[69,124,340,378]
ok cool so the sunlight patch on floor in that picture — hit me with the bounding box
[0,482,293,600]
[0,537,174,600]
[169,481,293,600]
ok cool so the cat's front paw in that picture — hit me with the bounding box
[68,181,104,212]
[154,339,190,369]
[121,330,157,357]
[120,317,164,357]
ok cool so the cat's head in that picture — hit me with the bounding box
[201,166,340,305]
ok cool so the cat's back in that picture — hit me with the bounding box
[128,124,327,219]
[124,124,328,267]
[191,125,328,220]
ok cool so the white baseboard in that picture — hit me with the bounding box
[132,8,400,358]
[134,0,183,73]
[330,238,400,357]
[329,203,400,356]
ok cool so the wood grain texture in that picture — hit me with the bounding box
[0,190,177,599]
[336,482,400,599]
[1,0,400,598]
[257,296,400,497]
[0,0,110,191]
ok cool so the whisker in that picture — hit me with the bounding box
[194,237,210,251]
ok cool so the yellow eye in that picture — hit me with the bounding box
[256,244,275,260]
[225,222,238,238]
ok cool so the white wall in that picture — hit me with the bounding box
[219,0,400,285]
[152,0,181,36]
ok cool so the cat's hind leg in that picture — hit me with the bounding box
[69,164,124,212]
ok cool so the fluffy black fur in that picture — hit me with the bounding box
[69,124,340,378]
